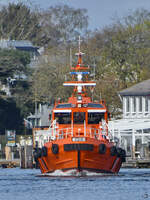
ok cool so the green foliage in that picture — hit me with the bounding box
[0,3,89,47]
[0,48,31,83]
[1,3,150,122]
[0,2,89,134]
[0,3,40,44]
[0,48,33,133]
[31,7,150,118]
[76,8,150,117]
[11,80,34,117]
[31,47,72,104]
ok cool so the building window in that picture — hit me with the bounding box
[133,97,136,113]
[139,97,142,112]
[126,97,130,112]
[145,97,148,112]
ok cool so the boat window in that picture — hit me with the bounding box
[56,104,72,108]
[55,113,71,124]
[88,103,104,108]
[88,112,104,124]
[73,112,85,124]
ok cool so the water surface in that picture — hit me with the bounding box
[0,168,150,200]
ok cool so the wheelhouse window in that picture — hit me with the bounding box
[73,112,85,124]
[88,112,104,124]
[55,113,71,124]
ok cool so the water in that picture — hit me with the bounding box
[0,168,150,200]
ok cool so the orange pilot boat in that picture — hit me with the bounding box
[34,38,126,174]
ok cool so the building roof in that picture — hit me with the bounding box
[9,40,33,47]
[119,79,150,96]
[0,39,39,51]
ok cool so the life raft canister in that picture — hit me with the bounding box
[110,146,117,156]
[117,147,123,157]
[99,143,106,154]
[41,146,47,157]
[51,144,59,154]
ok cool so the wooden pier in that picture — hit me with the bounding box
[122,159,150,168]
[0,159,20,168]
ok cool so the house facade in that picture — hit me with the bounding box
[109,79,150,159]
[120,79,150,119]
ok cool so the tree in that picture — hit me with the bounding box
[0,3,89,47]
[31,47,72,104]
[49,5,88,41]
[78,8,150,117]
[0,48,31,83]
[0,97,23,134]
[0,3,40,44]
[0,48,33,122]
[38,5,89,46]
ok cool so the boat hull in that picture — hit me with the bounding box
[35,137,124,174]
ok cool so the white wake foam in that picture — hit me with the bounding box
[39,169,114,177]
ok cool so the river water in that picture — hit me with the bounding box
[0,168,150,200]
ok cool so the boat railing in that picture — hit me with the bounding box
[50,126,108,141]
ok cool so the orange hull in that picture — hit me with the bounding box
[36,137,124,174]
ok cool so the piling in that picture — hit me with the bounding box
[20,145,33,168]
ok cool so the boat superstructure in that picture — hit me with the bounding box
[34,38,126,174]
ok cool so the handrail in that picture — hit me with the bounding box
[49,126,109,141]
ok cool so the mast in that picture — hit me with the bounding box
[63,37,96,101]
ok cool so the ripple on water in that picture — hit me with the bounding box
[0,168,150,200]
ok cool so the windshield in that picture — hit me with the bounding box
[55,113,71,124]
[73,112,85,124]
[88,112,104,124]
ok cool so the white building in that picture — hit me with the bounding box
[26,104,53,128]
[109,79,150,159]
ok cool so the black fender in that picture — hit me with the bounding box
[117,148,126,162]
[41,146,47,157]
[37,148,42,158]
[33,148,42,160]
[110,146,117,156]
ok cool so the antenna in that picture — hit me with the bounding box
[93,61,96,81]
[78,36,82,53]
[70,48,72,68]
[100,92,102,101]
[78,36,81,53]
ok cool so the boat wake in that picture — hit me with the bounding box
[38,169,115,177]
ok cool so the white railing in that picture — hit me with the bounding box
[49,125,109,141]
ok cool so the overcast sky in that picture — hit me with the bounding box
[1,0,150,30]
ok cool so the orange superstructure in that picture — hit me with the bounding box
[34,37,126,174]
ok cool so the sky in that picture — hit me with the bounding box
[1,0,150,30]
